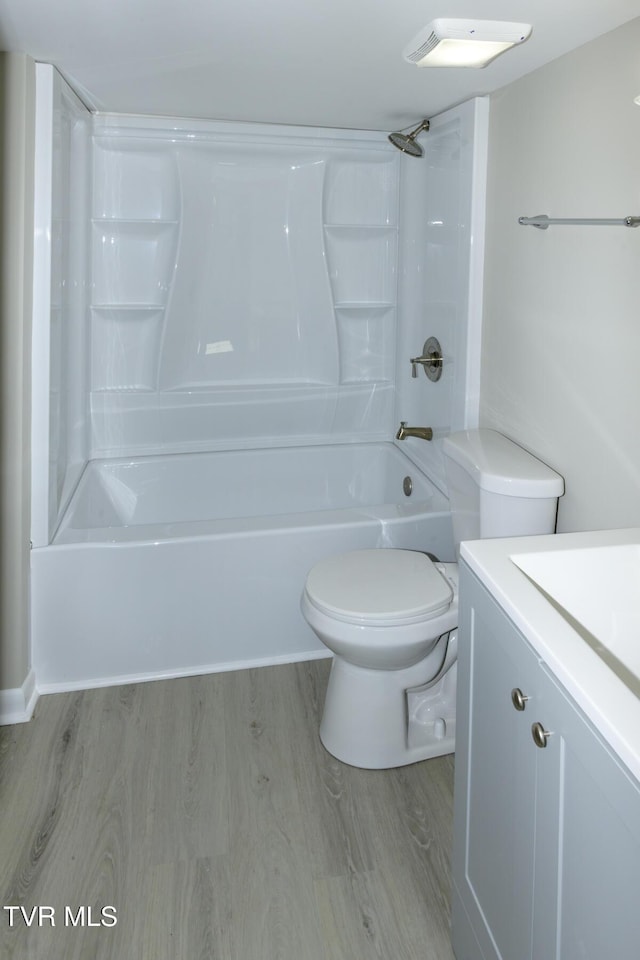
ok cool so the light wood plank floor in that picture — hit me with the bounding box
[0,660,456,960]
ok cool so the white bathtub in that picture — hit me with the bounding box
[31,442,452,692]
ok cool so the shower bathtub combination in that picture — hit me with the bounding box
[32,443,452,691]
[24,67,485,709]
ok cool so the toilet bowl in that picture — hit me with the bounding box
[301,429,564,769]
[301,549,459,768]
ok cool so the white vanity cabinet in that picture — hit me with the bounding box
[451,561,640,960]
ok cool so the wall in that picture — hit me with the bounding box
[481,18,640,532]
[0,52,37,721]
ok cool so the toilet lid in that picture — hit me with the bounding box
[304,549,453,625]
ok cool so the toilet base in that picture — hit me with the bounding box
[319,650,456,769]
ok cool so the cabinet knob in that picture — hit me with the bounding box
[511,687,530,711]
[531,721,552,748]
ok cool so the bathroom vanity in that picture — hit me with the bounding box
[451,528,640,960]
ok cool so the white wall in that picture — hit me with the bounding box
[481,18,640,533]
[0,52,38,722]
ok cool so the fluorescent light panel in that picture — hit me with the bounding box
[404,19,532,69]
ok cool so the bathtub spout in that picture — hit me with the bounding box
[396,421,433,442]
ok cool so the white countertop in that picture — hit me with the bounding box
[460,526,640,783]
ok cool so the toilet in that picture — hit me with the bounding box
[301,429,564,768]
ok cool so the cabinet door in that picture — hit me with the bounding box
[452,567,541,960]
[454,565,640,960]
[531,665,640,960]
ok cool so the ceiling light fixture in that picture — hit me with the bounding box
[404,19,532,69]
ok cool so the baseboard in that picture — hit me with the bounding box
[0,669,39,725]
[34,648,333,695]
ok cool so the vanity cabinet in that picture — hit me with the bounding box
[451,562,640,960]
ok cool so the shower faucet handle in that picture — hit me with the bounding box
[410,337,443,381]
[411,357,438,377]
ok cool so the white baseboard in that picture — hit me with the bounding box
[35,648,332,695]
[0,669,39,725]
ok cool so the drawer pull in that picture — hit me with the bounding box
[531,722,552,748]
[511,687,530,711]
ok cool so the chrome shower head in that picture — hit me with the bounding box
[388,118,430,157]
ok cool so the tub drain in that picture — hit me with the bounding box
[403,476,413,497]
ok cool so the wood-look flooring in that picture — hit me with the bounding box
[0,660,456,959]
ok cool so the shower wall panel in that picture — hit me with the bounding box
[394,98,488,493]
[31,66,91,546]
[90,116,400,458]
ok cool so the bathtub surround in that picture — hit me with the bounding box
[87,116,402,459]
[20,65,487,707]
[31,85,486,505]
[30,74,487,550]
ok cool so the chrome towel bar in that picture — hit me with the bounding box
[519,214,640,229]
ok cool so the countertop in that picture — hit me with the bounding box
[460,526,640,783]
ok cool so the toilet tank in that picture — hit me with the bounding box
[443,430,564,549]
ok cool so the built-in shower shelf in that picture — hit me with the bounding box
[324,224,397,305]
[91,217,178,306]
[91,305,165,393]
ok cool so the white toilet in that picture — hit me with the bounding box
[301,429,564,769]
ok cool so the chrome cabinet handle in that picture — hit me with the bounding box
[531,722,552,748]
[511,687,529,711]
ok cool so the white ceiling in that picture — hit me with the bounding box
[1,0,639,131]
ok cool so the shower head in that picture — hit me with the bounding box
[388,119,430,157]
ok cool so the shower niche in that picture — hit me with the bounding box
[89,118,402,458]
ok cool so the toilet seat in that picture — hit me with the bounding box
[304,549,453,627]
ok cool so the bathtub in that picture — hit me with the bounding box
[31,442,453,692]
